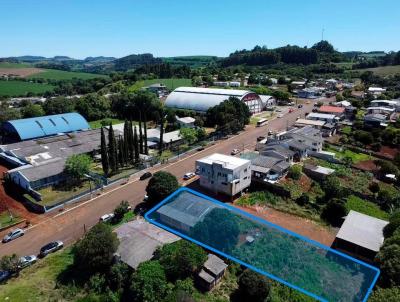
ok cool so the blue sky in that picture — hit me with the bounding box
[1,0,399,58]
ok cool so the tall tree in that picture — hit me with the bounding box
[159,109,165,155]
[133,126,140,162]
[138,111,144,154]
[100,127,109,177]
[143,112,148,155]
[117,136,124,167]
[123,121,130,162]
[127,121,134,162]
[108,124,118,173]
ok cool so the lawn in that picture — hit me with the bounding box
[36,181,92,207]
[89,118,125,129]
[142,78,192,90]
[27,69,108,80]
[0,80,54,96]
[324,146,373,163]
[0,248,83,302]
[346,195,389,220]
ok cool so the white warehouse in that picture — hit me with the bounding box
[165,87,263,114]
[196,153,251,196]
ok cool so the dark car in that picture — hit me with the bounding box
[257,136,266,142]
[39,241,63,258]
[139,172,152,180]
[312,108,318,112]
[0,270,11,283]
[197,146,205,151]
[298,104,303,108]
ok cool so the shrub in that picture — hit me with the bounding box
[384,212,400,239]
[113,200,130,222]
[321,198,348,226]
[238,269,271,302]
[288,165,302,180]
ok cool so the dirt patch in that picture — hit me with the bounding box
[376,146,398,160]
[0,67,44,78]
[235,205,337,246]
[0,164,40,223]
[353,160,378,172]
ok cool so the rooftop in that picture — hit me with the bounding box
[197,153,250,170]
[307,112,336,120]
[319,105,345,114]
[336,210,388,252]
[295,119,326,127]
[203,254,228,276]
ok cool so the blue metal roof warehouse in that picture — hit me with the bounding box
[1,113,90,142]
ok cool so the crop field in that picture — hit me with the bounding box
[355,65,400,76]
[0,80,54,96]
[27,69,108,80]
[0,62,32,68]
[143,78,192,90]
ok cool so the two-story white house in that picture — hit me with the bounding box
[196,153,251,196]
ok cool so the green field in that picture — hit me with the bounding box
[346,195,389,220]
[355,65,400,76]
[0,80,54,96]
[162,56,219,67]
[27,69,108,80]
[0,62,32,68]
[143,78,192,90]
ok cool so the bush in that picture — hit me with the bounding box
[113,200,130,222]
[369,287,400,302]
[384,212,400,239]
[321,198,348,226]
[375,244,400,286]
[238,269,271,302]
[288,165,302,180]
[130,261,168,302]
[295,193,310,206]
[322,175,348,200]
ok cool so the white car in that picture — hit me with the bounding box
[277,113,284,118]
[2,228,25,243]
[19,255,37,269]
[99,213,115,222]
[183,172,196,180]
[231,149,240,155]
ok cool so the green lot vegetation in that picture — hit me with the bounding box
[0,80,54,96]
[346,195,390,220]
[0,62,32,68]
[324,145,373,163]
[27,69,108,80]
[355,65,400,76]
[88,118,125,129]
[0,211,23,229]
[142,78,192,90]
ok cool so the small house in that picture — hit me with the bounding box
[198,254,228,291]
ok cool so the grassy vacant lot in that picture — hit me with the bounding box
[346,195,389,220]
[0,211,23,229]
[0,80,54,96]
[27,69,108,80]
[89,118,125,129]
[0,248,81,302]
[355,65,400,76]
[143,78,192,90]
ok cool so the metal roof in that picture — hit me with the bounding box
[336,210,388,252]
[165,87,255,112]
[3,113,90,141]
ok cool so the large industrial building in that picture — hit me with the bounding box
[1,113,90,143]
[165,87,263,114]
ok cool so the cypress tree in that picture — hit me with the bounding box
[100,127,109,177]
[108,124,118,173]
[123,120,130,162]
[133,126,139,162]
[143,112,148,155]
[159,114,164,155]
[128,121,135,162]
[117,136,124,167]
[138,111,143,154]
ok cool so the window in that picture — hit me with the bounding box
[221,182,227,185]
[243,176,247,180]
[244,168,248,173]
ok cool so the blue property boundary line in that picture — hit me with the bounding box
[144,187,380,302]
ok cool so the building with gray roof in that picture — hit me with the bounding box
[165,87,263,114]
[333,210,388,261]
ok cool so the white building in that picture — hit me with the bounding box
[196,153,251,196]
[165,87,263,114]
[368,87,386,96]
[306,112,337,123]
[176,116,196,128]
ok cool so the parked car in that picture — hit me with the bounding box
[288,108,294,113]
[19,255,37,269]
[231,149,240,155]
[298,104,303,108]
[0,270,11,283]
[183,172,196,180]
[39,241,63,257]
[312,108,318,112]
[143,194,149,201]
[257,136,266,142]
[197,146,205,151]
[140,172,152,180]
[277,113,284,118]
[2,228,25,243]
[268,130,274,135]
[100,213,114,222]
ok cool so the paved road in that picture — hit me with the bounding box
[0,103,315,257]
